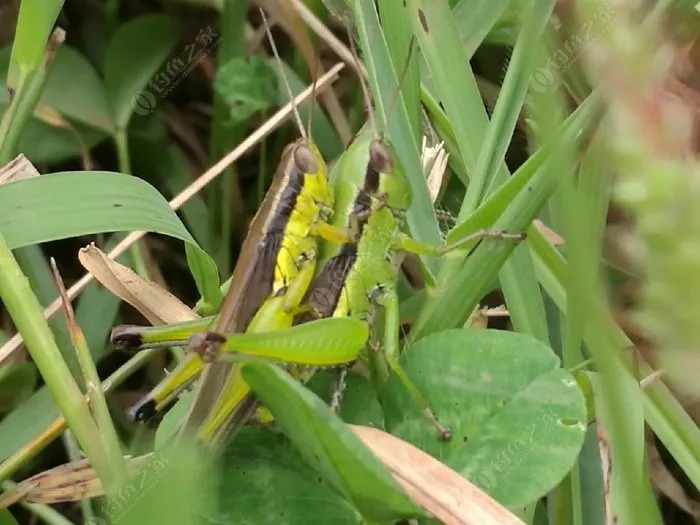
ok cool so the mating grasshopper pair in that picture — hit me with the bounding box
[111,11,524,447]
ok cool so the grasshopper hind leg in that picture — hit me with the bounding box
[374,285,452,442]
[329,367,349,414]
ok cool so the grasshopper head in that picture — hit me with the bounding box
[293,138,333,216]
[367,138,411,212]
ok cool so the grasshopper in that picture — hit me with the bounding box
[112,10,359,445]
[199,29,524,440]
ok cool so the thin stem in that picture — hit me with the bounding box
[0,29,65,164]
[51,259,128,485]
[0,233,114,490]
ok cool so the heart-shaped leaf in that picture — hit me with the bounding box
[216,427,362,524]
[384,329,586,508]
[104,15,180,128]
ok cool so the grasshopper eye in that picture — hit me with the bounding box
[369,139,393,173]
[293,144,318,174]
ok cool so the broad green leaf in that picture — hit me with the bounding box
[0,363,36,413]
[104,15,180,128]
[13,117,108,165]
[0,171,218,307]
[242,362,423,522]
[39,46,114,132]
[0,46,110,163]
[214,56,277,123]
[216,427,362,524]
[384,329,586,508]
[8,0,63,78]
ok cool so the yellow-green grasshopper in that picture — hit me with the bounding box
[112,12,359,445]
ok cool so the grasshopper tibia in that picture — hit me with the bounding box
[128,399,157,423]
[110,325,147,351]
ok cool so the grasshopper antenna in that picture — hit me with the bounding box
[345,23,376,136]
[383,36,416,140]
[307,50,319,139]
[260,8,307,139]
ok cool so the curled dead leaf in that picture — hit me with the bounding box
[350,424,524,525]
[0,455,152,508]
[0,154,40,184]
[78,244,196,325]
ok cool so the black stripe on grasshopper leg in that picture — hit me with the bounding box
[110,325,147,351]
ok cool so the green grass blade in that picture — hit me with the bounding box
[408,0,553,342]
[242,362,423,521]
[411,94,595,338]
[8,0,63,81]
[529,228,700,494]
[0,171,220,309]
[406,0,490,214]
[466,0,556,212]
[376,1,420,141]
[452,0,510,59]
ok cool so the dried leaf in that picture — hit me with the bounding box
[422,138,449,204]
[0,455,151,507]
[350,424,524,525]
[0,154,40,184]
[78,244,196,325]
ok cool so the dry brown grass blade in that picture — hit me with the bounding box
[532,218,565,246]
[350,424,524,525]
[0,455,152,507]
[0,154,39,184]
[77,244,196,325]
[0,62,344,366]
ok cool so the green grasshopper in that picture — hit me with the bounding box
[194,32,524,440]
[115,19,523,443]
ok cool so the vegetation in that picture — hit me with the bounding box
[0,0,699,523]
